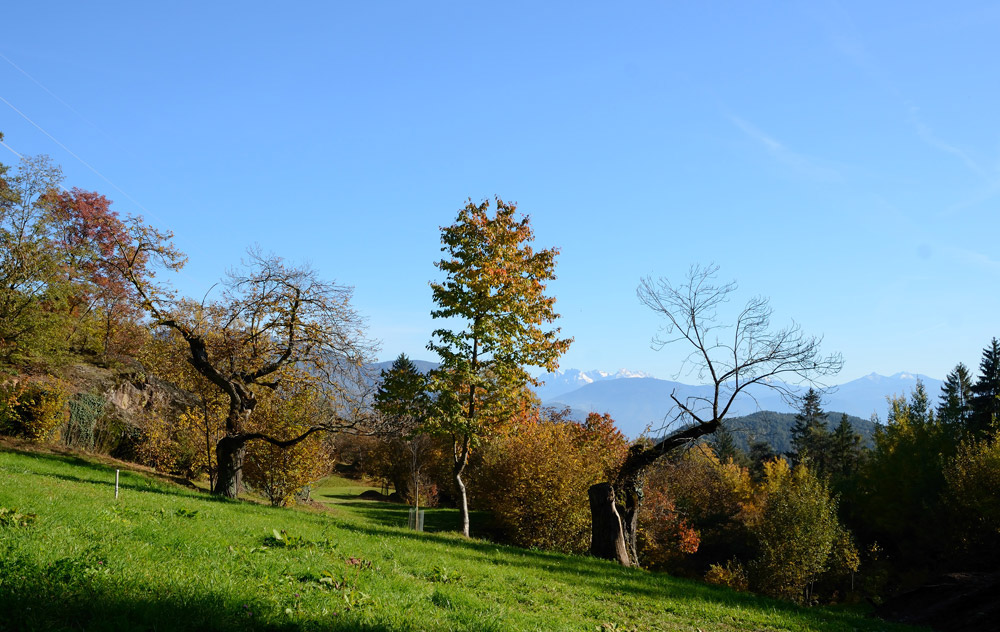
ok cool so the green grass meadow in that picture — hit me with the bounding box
[0,448,924,631]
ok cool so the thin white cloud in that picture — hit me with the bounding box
[907,105,988,178]
[950,247,1000,275]
[728,114,843,182]
[807,2,995,187]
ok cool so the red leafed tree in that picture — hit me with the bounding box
[43,188,154,356]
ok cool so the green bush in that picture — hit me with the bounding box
[66,393,106,449]
[945,435,1000,564]
[748,460,846,603]
[0,379,68,441]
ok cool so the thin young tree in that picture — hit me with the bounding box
[427,198,572,537]
[589,264,842,566]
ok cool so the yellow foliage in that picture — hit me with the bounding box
[945,436,1000,544]
[639,443,753,569]
[0,378,69,442]
[473,410,627,554]
[132,411,178,472]
[705,560,749,591]
[749,460,841,602]
[244,385,332,506]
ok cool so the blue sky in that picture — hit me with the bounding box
[2,2,998,383]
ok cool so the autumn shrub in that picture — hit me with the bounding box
[0,378,68,441]
[244,387,333,506]
[747,459,848,603]
[705,559,749,591]
[638,443,753,572]
[473,410,627,554]
[944,435,1000,565]
[129,412,180,472]
[106,405,209,476]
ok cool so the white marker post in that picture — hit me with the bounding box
[115,470,120,499]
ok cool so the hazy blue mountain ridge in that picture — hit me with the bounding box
[538,370,942,438]
[369,360,941,440]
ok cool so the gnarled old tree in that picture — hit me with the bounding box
[590,265,842,566]
[114,231,376,498]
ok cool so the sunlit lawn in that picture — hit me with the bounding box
[0,447,925,631]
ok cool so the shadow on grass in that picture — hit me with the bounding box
[0,581,397,632]
[332,500,480,533]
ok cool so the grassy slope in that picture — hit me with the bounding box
[0,448,923,632]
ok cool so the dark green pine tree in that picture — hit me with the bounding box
[789,387,832,473]
[374,353,431,434]
[829,413,863,478]
[937,363,974,433]
[710,423,750,468]
[748,440,777,481]
[909,379,934,426]
[970,338,1000,437]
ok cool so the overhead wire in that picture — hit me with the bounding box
[0,93,153,218]
[0,53,210,294]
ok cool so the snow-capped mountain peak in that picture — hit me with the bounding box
[532,368,654,401]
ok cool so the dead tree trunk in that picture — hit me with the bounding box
[588,482,632,566]
[590,417,721,566]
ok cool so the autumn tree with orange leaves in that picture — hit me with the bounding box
[427,198,572,538]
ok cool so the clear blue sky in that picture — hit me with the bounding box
[3,2,998,383]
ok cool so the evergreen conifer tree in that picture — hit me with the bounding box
[938,363,974,433]
[749,440,777,481]
[909,379,934,426]
[789,388,831,473]
[374,353,431,431]
[970,338,1000,437]
[711,423,749,467]
[829,413,862,478]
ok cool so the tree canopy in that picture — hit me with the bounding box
[427,197,571,537]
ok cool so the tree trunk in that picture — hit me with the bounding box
[620,484,641,566]
[590,417,721,566]
[589,482,631,566]
[214,435,246,498]
[453,433,471,537]
[454,466,470,538]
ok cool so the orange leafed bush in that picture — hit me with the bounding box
[473,408,628,554]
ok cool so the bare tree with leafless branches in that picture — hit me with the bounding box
[589,264,843,567]
[110,227,380,498]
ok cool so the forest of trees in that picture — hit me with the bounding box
[1,145,998,607]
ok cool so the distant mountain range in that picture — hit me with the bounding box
[371,358,440,375]
[370,359,942,440]
[532,368,653,402]
[536,369,943,438]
